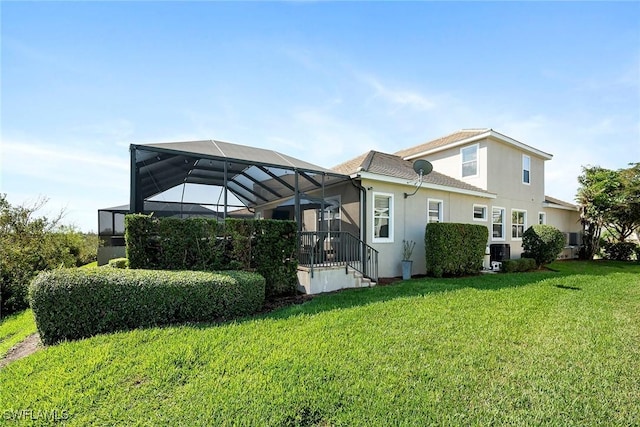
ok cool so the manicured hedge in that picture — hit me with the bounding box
[501,258,536,273]
[425,223,488,278]
[29,268,265,345]
[125,215,297,296]
[107,258,128,268]
[522,225,566,267]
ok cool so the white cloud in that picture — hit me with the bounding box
[1,137,130,231]
[360,74,436,112]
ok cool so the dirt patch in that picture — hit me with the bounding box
[0,333,42,369]
[258,294,314,314]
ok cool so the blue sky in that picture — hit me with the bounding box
[2,1,639,232]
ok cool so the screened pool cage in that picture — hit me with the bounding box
[97,139,350,265]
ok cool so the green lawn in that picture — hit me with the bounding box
[1,261,639,426]
[0,309,37,358]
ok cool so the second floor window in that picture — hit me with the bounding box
[523,155,531,184]
[461,145,478,178]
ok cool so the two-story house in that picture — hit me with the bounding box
[107,128,581,291]
[321,128,581,279]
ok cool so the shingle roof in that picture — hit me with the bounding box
[544,195,578,209]
[394,129,490,159]
[333,150,493,195]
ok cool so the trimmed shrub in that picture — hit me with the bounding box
[107,258,128,268]
[125,215,297,296]
[425,223,488,278]
[501,258,536,273]
[29,268,265,345]
[522,225,566,267]
[602,242,636,261]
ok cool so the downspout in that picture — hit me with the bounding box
[350,176,367,243]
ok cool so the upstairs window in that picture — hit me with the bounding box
[512,209,527,239]
[522,155,531,184]
[427,199,443,223]
[461,144,478,178]
[373,193,393,241]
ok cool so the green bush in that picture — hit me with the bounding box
[125,215,298,296]
[107,258,128,268]
[634,245,640,262]
[501,258,536,273]
[522,225,566,267]
[1,195,98,317]
[425,223,488,278]
[602,242,637,261]
[29,268,265,345]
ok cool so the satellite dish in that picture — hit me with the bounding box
[404,159,432,199]
[412,159,433,176]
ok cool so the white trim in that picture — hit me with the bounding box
[522,154,531,185]
[511,209,527,241]
[491,206,506,241]
[427,198,444,223]
[538,211,546,225]
[403,129,553,161]
[461,143,479,178]
[372,192,394,243]
[473,204,488,222]
[357,171,496,199]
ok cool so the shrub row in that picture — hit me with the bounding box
[501,258,537,273]
[602,242,638,261]
[425,223,488,278]
[29,268,265,345]
[125,215,298,296]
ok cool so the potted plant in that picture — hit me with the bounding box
[401,239,416,280]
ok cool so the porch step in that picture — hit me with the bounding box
[297,265,376,294]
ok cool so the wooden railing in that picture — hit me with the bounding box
[298,231,378,283]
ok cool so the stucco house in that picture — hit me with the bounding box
[101,128,581,293]
[253,128,581,289]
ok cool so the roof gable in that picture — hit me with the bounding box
[333,150,493,196]
[395,128,552,160]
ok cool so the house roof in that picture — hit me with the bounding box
[333,150,494,197]
[544,195,578,210]
[395,128,553,160]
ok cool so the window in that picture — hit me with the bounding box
[492,207,505,240]
[373,193,393,241]
[473,204,487,221]
[427,199,443,223]
[522,155,531,184]
[512,210,527,240]
[461,144,478,177]
[538,212,546,225]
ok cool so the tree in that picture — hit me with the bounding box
[0,194,98,317]
[576,164,640,260]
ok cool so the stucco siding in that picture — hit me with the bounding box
[486,137,546,204]
[362,178,493,278]
[419,141,489,190]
